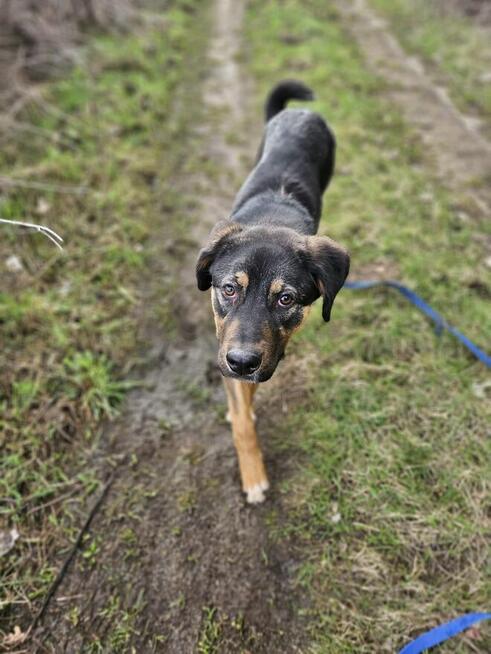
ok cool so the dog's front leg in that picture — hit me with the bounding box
[223,378,269,504]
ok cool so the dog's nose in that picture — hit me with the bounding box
[226,349,262,376]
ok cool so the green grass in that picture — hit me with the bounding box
[196,606,256,654]
[198,607,222,654]
[370,0,491,125]
[246,1,491,651]
[0,0,207,638]
[2,0,490,649]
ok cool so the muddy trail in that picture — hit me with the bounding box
[335,0,491,213]
[32,1,308,652]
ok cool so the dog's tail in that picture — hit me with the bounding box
[264,80,314,122]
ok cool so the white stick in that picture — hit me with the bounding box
[0,218,64,250]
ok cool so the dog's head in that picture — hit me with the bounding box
[196,221,349,382]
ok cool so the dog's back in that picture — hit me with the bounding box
[231,80,336,233]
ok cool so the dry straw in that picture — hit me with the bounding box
[0,217,63,249]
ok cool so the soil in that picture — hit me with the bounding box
[31,0,309,652]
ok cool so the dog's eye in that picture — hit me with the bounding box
[222,283,237,298]
[278,293,294,307]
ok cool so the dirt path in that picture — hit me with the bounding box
[33,1,308,652]
[334,0,491,213]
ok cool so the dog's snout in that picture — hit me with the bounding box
[226,349,262,376]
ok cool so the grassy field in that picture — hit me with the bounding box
[1,0,490,650]
[370,0,491,126]
[246,0,490,651]
[0,0,206,638]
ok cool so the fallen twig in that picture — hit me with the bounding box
[0,218,64,250]
[30,472,116,632]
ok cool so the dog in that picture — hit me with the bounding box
[196,80,350,503]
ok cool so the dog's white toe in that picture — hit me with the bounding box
[245,480,270,504]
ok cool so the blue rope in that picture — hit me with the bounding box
[343,279,491,368]
[399,613,491,653]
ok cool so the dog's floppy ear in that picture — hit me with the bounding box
[196,220,242,291]
[306,235,350,322]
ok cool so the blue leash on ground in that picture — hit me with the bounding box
[399,613,491,653]
[343,279,491,369]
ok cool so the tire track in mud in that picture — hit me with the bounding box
[33,1,308,652]
[334,0,491,213]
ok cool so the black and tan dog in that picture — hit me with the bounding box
[196,80,350,503]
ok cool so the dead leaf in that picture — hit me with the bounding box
[5,255,24,273]
[466,626,483,640]
[0,527,19,557]
[2,625,29,646]
[472,380,491,399]
[36,198,51,215]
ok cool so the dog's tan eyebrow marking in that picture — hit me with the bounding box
[235,271,249,289]
[269,278,284,295]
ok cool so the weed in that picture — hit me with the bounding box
[61,351,133,420]
[198,606,222,654]
[81,535,101,567]
[96,594,140,652]
[177,490,197,513]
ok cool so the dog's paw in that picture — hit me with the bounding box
[245,479,269,504]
